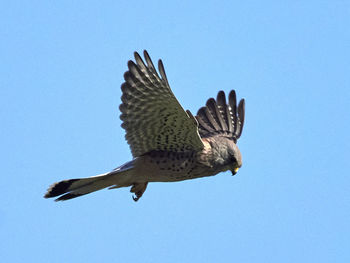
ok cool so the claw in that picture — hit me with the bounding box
[130,182,148,202]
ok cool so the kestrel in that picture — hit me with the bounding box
[44,51,245,202]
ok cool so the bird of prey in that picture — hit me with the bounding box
[44,50,245,202]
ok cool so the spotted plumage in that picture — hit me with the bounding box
[44,51,245,202]
[120,51,203,157]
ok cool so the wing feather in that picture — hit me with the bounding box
[120,51,204,157]
[236,99,245,139]
[143,50,157,73]
[216,91,229,131]
[196,90,245,142]
[158,59,170,87]
[228,90,238,134]
[206,98,227,131]
[204,106,221,131]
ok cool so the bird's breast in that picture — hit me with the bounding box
[135,150,216,182]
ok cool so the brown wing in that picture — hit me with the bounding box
[120,51,204,157]
[195,90,245,143]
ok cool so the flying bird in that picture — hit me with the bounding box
[44,51,245,202]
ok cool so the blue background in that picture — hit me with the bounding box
[1,1,349,262]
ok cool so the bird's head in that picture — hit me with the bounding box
[226,141,242,176]
[210,137,242,176]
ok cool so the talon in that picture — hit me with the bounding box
[130,182,148,202]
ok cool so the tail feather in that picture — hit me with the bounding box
[44,160,135,201]
[44,173,114,201]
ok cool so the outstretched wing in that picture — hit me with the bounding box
[195,90,245,143]
[120,51,204,157]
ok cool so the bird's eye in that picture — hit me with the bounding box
[230,156,237,165]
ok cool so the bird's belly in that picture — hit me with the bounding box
[148,167,215,182]
[135,151,215,182]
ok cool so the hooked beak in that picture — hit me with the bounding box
[231,167,239,176]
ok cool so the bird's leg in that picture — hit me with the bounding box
[130,182,148,202]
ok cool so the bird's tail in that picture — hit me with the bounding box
[44,160,135,201]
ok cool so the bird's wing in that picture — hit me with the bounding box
[120,51,204,157]
[195,90,245,143]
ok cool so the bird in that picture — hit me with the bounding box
[44,50,245,202]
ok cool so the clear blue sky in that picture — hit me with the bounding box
[1,1,349,262]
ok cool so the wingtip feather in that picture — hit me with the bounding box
[196,89,245,141]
